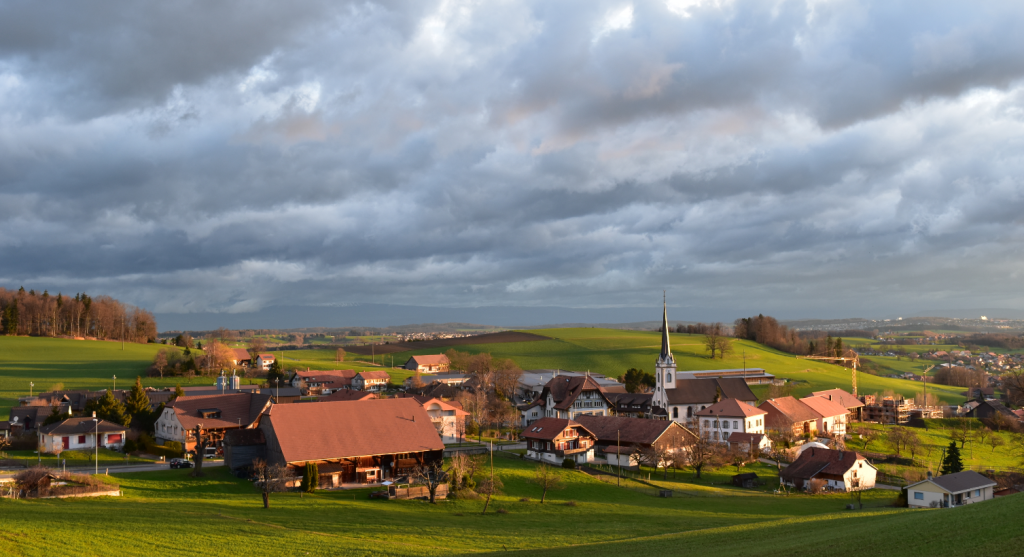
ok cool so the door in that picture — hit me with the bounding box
[62,436,70,450]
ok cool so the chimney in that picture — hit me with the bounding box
[927,470,933,480]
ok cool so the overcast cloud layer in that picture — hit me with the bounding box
[3,0,1024,327]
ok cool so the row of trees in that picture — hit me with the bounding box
[0,287,156,342]
[932,366,988,389]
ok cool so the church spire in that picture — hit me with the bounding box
[660,292,671,360]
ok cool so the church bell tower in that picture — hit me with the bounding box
[655,293,676,410]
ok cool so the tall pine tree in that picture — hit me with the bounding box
[940,441,964,475]
[85,389,132,427]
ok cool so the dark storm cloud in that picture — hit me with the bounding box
[2,0,1024,325]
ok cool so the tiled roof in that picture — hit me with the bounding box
[809,388,864,409]
[417,397,469,417]
[232,348,251,361]
[725,432,765,445]
[573,415,694,446]
[257,354,275,360]
[409,355,450,365]
[799,396,850,418]
[167,392,272,430]
[760,397,822,423]
[781,448,869,482]
[521,417,594,441]
[695,398,767,418]
[665,378,757,405]
[541,375,608,410]
[357,370,391,381]
[261,398,443,463]
[319,390,376,402]
[293,370,356,387]
[39,417,125,436]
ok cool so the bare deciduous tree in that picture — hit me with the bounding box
[477,475,503,514]
[411,459,448,503]
[493,359,523,400]
[252,458,294,509]
[683,423,721,479]
[703,323,723,359]
[950,418,973,450]
[529,464,564,503]
[447,453,480,491]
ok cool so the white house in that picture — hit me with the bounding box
[780,448,876,492]
[694,398,768,444]
[38,417,126,453]
[522,417,597,465]
[907,471,998,508]
[403,355,450,373]
[521,375,613,426]
[417,397,469,443]
[255,354,276,371]
[799,395,850,437]
[353,371,390,392]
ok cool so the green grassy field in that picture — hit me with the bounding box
[1,455,1020,556]
[385,328,968,404]
[851,420,1022,475]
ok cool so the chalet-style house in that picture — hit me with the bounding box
[403,355,450,373]
[521,375,614,426]
[416,397,469,443]
[38,417,126,453]
[255,354,276,371]
[353,371,390,392]
[154,392,273,451]
[759,396,825,437]
[522,417,597,465]
[907,471,998,508]
[231,348,252,367]
[695,398,768,443]
[603,392,653,418]
[518,370,623,402]
[290,369,357,394]
[574,415,695,468]
[798,395,850,436]
[780,448,876,492]
[809,388,865,422]
[651,302,757,424]
[259,398,444,486]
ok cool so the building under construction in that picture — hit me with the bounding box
[860,395,913,425]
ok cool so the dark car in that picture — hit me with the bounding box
[169,458,194,469]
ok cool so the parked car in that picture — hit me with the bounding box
[169,458,194,469]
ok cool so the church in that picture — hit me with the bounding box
[652,300,759,426]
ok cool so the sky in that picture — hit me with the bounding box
[3,0,1024,330]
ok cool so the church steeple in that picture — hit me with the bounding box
[660,292,671,360]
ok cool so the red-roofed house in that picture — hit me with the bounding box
[524,375,613,424]
[521,417,597,465]
[799,395,851,436]
[231,348,252,367]
[319,390,376,403]
[417,397,469,443]
[403,355,450,373]
[155,392,273,451]
[780,447,876,492]
[758,397,823,437]
[810,388,865,422]
[255,354,276,371]
[259,398,444,486]
[353,371,391,392]
[290,369,357,394]
[695,398,768,444]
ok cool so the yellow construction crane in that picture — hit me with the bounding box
[795,355,860,396]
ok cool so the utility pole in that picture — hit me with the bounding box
[617,429,621,487]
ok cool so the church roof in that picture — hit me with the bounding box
[665,378,757,405]
[660,298,671,361]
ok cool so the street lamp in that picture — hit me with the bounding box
[92,411,99,475]
[30,382,34,397]
[113,375,117,391]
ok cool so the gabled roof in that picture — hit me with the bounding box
[319,390,376,403]
[725,432,766,445]
[39,417,125,436]
[418,398,469,417]
[780,448,871,482]
[759,396,822,423]
[798,395,850,419]
[357,370,391,381]
[222,428,266,447]
[810,388,865,410]
[695,398,767,418]
[262,399,443,463]
[665,378,757,405]
[257,354,275,360]
[167,392,273,430]
[521,417,594,441]
[292,369,356,386]
[232,348,252,361]
[573,415,694,446]
[541,375,609,410]
[408,355,450,365]
[910,471,998,494]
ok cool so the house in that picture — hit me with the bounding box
[267,387,303,404]
[10,404,66,433]
[695,398,768,444]
[255,354,276,371]
[353,371,391,392]
[573,415,695,469]
[258,398,445,486]
[222,428,267,472]
[402,372,470,389]
[727,432,771,455]
[522,375,615,426]
[518,369,624,402]
[759,397,823,438]
[964,397,1016,421]
[907,471,997,508]
[810,388,865,422]
[416,397,469,443]
[403,355,450,373]
[780,448,876,492]
[320,390,376,403]
[38,417,126,453]
[798,395,850,437]
[290,369,357,394]
[0,420,10,438]
[522,417,597,465]
[154,392,273,451]
[231,348,252,367]
[604,392,653,418]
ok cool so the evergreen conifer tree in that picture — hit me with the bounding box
[42,405,67,426]
[171,384,185,401]
[125,376,151,417]
[940,441,964,475]
[85,389,132,427]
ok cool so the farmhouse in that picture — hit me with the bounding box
[38,417,126,453]
[695,398,767,443]
[651,302,757,425]
[809,388,865,422]
[259,398,444,486]
[290,369,357,394]
[798,395,850,436]
[231,348,252,367]
[759,396,823,437]
[518,369,623,402]
[780,448,876,492]
[403,354,450,373]
[574,415,694,468]
[353,371,390,392]
[255,354,276,371]
[523,375,615,425]
[907,471,997,508]
[154,392,273,451]
[522,417,597,465]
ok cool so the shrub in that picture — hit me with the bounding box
[496,508,508,514]
[15,466,51,492]
[562,458,576,469]
[123,440,138,454]
[465,422,479,436]
[564,500,578,507]
[451,488,480,500]
[519,497,530,502]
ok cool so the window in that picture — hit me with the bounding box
[672,408,678,419]
[733,420,739,429]
[713,420,719,428]
[666,372,672,382]
[713,431,719,440]
[78,435,85,444]
[687,407,693,418]
[723,421,729,430]
[974,489,981,497]
[914,492,924,500]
